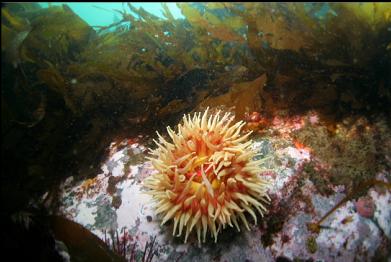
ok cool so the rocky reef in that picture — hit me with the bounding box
[56,112,391,261]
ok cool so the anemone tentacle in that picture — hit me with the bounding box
[144,108,270,244]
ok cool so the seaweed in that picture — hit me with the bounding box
[307,179,391,234]
[306,236,318,254]
[50,215,125,262]
[104,228,158,262]
[1,3,391,259]
[293,116,391,190]
[69,3,390,119]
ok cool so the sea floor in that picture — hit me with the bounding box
[55,111,391,262]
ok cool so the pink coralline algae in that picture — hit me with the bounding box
[308,114,319,125]
[245,111,261,123]
[249,112,261,122]
[355,197,375,218]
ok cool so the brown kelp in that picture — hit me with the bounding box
[1,2,391,259]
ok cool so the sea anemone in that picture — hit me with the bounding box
[144,108,270,244]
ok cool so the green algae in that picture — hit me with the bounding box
[306,236,318,254]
